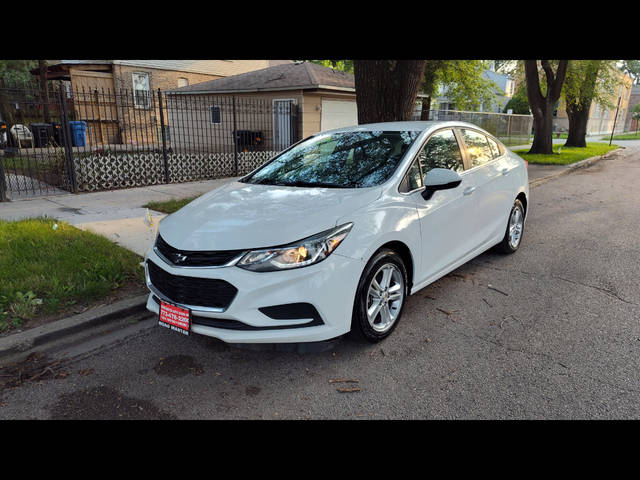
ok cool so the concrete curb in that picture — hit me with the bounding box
[528,147,624,187]
[0,294,150,365]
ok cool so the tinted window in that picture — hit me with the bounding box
[244,130,419,188]
[418,129,464,173]
[486,136,502,158]
[461,129,494,168]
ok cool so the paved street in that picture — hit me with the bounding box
[0,142,639,419]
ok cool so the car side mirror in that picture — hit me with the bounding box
[422,168,462,200]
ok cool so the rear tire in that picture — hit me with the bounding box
[495,199,525,254]
[349,249,408,343]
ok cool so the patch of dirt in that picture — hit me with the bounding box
[49,385,177,420]
[0,352,72,390]
[153,355,204,378]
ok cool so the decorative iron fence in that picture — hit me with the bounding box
[412,108,533,147]
[0,80,300,200]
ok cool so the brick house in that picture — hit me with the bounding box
[35,60,292,145]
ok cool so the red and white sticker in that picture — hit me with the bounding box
[159,301,191,336]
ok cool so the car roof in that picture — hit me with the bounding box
[319,120,481,135]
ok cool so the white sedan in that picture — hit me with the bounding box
[144,121,529,343]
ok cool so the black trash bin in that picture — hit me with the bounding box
[30,123,54,148]
[235,130,263,151]
[51,122,65,147]
[0,122,6,148]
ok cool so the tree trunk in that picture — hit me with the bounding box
[420,96,431,120]
[524,60,569,154]
[354,60,426,124]
[564,104,589,147]
[564,61,600,148]
[38,60,50,123]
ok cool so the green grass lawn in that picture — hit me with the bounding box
[513,142,619,165]
[0,218,144,333]
[144,196,200,214]
[601,132,640,141]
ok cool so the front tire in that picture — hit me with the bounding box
[350,249,408,343]
[495,198,525,254]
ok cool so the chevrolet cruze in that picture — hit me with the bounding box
[144,121,529,343]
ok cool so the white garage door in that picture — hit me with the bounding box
[321,99,358,132]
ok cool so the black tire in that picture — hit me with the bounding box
[349,249,408,343]
[495,198,525,254]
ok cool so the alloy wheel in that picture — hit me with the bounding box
[366,263,405,333]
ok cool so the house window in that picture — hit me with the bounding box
[132,72,150,109]
[178,77,189,88]
[210,106,222,124]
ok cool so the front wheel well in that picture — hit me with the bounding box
[375,241,414,292]
[516,192,528,218]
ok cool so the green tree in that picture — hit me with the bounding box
[503,83,530,114]
[309,60,354,73]
[621,60,640,85]
[562,60,619,147]
[418,60,499,118]
[0,60,37,84]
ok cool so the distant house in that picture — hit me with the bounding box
[164,61,357,150]
[553,70,634,135]
[431,66,514,113]
[33,60,292,145]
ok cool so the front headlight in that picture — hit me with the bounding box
[236,223,353,272]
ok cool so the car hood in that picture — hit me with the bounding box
[158,181,382,251]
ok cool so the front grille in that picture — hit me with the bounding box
[155,234,245,267]
[147,260,238,310]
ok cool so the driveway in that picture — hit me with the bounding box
[0,141,638,419]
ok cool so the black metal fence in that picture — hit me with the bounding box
[0,80,300,200]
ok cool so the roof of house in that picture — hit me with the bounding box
[44,60,293,77]
[166,61,355,94]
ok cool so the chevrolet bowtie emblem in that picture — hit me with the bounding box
[173,253,188,263]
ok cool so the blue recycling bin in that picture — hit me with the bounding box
[69,121,87,147]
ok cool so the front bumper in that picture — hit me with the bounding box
[144,247,364,343]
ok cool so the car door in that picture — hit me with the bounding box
[410,128,477,285]
[456,128,508,248]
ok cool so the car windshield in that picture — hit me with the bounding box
[242,130,420,188]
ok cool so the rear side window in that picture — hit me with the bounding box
[460,129,494,168]
[486,136,502,158]
[418,129,464,173]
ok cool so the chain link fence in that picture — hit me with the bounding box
[412,108,533,147]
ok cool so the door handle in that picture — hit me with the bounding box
[500,168,509,176]
[463,186,476,196]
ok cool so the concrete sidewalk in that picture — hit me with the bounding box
[0,177,237,256]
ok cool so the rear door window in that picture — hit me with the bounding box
[460,129,495,168]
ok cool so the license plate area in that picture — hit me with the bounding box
[159,300,191,336]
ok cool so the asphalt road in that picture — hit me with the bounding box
[1,143,639,420]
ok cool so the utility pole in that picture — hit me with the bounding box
[609,96,621,146]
